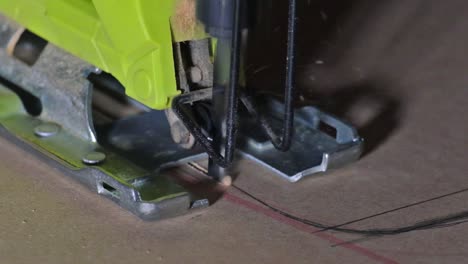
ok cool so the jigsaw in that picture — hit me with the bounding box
[0,0,362,220]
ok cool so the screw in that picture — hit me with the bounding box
[189,66,203,83]
[82,151,106,165]
[92,67,102,74]
[34,122,60,138]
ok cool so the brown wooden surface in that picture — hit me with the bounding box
[1,1,468,263]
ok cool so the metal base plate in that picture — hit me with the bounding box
[0,18,210,221]
[0,85,209,220]
[238,100,363,182]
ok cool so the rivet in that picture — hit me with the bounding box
[34,123,60,138]
[189,66,203,83]
[82,151,106,165]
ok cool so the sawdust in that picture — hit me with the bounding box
[172,0,197,37]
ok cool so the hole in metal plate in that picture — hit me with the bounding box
[12,30,48,66]
[100,182,120,199]
[318,120,337,139]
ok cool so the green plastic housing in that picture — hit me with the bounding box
[0,0,184,109]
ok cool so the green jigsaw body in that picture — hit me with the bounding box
[0,0,190,109]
